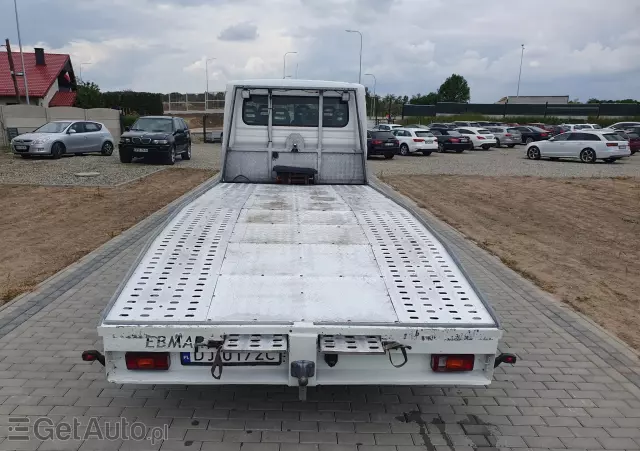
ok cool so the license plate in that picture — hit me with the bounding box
[384,142,394,146]
[15,145,27,150]
[134,148,149,153]
[619,145,627,149]
[426,140,433,144]
[180,351,282,366]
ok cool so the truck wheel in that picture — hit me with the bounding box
[182,142,192,160]
[421,151,432,156]
[101,141,114,156]
[383,153,394,159]
[119,149,133,163]
[399,144,409,156]
[164,146,176,165]
[51,142,64,159]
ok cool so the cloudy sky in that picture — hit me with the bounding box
[2,0,639,102]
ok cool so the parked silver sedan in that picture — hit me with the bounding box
[11,121,115,159]
[486,126,522,148]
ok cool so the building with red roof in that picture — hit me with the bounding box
[0,48,77,107]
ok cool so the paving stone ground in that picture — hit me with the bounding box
[0,174,639,450]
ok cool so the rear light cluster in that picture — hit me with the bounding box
[450,138,460,143]
[394,140,399,146]
[431,354,475,372]
[413,138,424,142]
[606,143,619,147]
[477,136,486,140]
[125,352,170,370]
[504,133,512,137]
[372,139,382,145]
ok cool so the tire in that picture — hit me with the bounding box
[399,144,410,156]
[51,142,64,159]
[164,146,176,165]
[603,157,616,163]
[579,148,596,164]
[181,142,192,160]
[468,144,474,150]
[455,149,465,153]
[507,144,516,148]
[383,153,394,159]
[495,138,501,148]
[549,157,559,161]
[481,144,491,150]
[527,146,541,160]
[525,137,534,144]
[100,141,114,156]
[437,143,445,153]
[119,149,133,163]
[421,151,432,156]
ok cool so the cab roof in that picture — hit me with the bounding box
[227,79,364,91]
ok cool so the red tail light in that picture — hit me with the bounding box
[413,138,424,142]
[431,354,474,372]
[606,142,619,147]
[125,352,170,370]
[450,138,460,143]
[477,136,486,140]
[394,140,399,146]
[541,133,548,137]
[372,139,382,145]
[504,133,512,137]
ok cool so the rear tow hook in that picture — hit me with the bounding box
[82,350,105,366]
[291,360,315,401]
[494,353,517,368]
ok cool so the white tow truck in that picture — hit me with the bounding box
[84,79,515,398]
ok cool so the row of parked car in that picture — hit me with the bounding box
[367,120,640,163]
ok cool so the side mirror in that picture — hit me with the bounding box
[125,126,130,132]
[68,128,76,134]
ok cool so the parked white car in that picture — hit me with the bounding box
[372,124,402,132]
[392,128,438,156]
[455,127,497,150]
[526,130,630,163]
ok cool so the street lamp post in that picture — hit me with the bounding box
[283,52,297,79]
[205,57,216,111]
[516,44,525,97]
[345,29,363,84]
[13,0,29,104]
[364,73,376,120]
[79,62,92,81]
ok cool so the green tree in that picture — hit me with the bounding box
[410,92,439,105]
[75,81,103,109]
[437,74,470,103]
[75,81,103,108]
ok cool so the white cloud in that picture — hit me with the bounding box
[2,0,638,101]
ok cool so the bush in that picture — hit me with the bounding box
[122,114,139,129]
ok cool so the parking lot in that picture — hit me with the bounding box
[1,143,639,450]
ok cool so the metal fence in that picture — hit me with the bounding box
[402,102,640,118]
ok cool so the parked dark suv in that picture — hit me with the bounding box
[119,116,191,165]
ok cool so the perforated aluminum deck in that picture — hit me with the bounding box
[319,335,385,354]
[223,334,288,352]
[105,183,495,327]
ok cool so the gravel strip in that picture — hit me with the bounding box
[0,143,220,186]
[3,143,636,185]
[368,146,640,177]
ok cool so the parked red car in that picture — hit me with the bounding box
[619,130,640,155]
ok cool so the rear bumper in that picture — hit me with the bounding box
[596,149,631,158]
[410,143,438,152]
[97,323,503,386]
[368,146,399,155]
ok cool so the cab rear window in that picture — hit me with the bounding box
[242,95,348,127]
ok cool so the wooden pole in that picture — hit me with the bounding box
[5,39,22,104]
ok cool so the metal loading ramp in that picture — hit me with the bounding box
[105,183,495,327]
